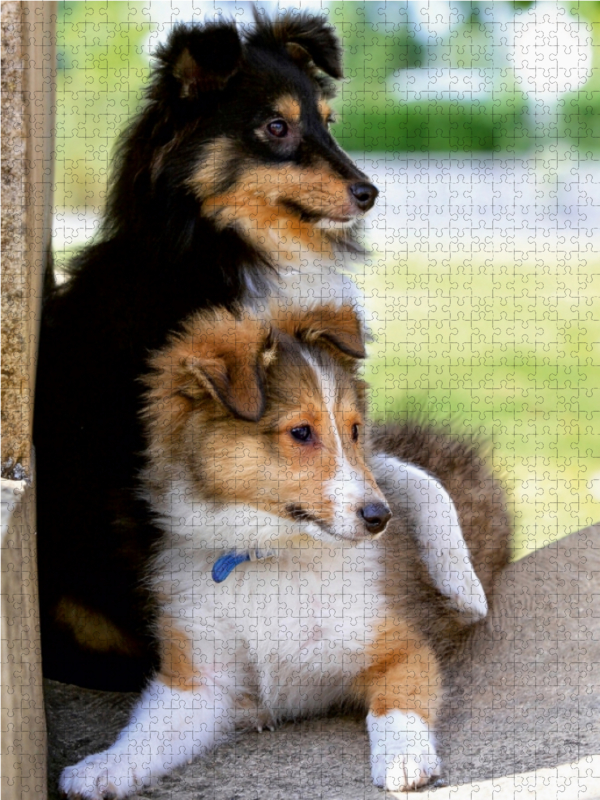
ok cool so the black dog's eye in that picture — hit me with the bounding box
[267,120,289,138]
[351,423,359,442]
[290,425,312,443]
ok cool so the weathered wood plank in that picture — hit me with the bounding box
[1,480,47,800]
[1,3,56,798]
[1,0,55,480]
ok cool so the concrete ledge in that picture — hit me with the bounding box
[435,522,600,790]
[44,524,600,799]
[423,756,600,800]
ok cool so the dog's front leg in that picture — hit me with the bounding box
[59,677,234,799]
[357,638,442,792]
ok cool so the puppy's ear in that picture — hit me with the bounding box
[156,22,243,98]
[176,312,271,422]
[273,303,366,368]
[250,10,343,80]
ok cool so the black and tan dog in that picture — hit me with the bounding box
[35,12,504,692]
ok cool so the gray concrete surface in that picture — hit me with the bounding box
[46,524,600,799]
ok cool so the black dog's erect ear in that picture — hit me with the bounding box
[155,22,243,98]
[249,9,343,80]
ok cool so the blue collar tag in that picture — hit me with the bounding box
[211,549,274,583]
[212,552,251,583]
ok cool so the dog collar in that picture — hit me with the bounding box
[212,549,273,583]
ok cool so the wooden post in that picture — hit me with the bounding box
[1,3,56,798]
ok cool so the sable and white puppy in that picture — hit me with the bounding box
[60,305,443,798]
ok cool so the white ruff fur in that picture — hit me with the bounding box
[244,230,365,319]
[274,253,363,312]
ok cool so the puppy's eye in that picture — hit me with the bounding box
[290,425,312,443]
[351,423,360,442]
[267,120,289,138]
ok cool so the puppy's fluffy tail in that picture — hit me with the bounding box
[371,420,512,612]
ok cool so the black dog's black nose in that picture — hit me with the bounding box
[349,182,379,212]
[358,502,392,534]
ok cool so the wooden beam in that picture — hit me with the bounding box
[1,3,56,798]
[1,0,56,480]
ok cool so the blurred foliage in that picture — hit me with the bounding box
[55,1,151,210]
[329,1,528,152]
[55,1,600,208]
[561,2,600,148]
[329,1,599,152]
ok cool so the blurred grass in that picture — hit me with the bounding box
[356,249,600,560]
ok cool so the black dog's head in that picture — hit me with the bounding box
[108,11,378,258]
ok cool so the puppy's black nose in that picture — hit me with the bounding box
[349,182,379,212]
[358,502,392,534]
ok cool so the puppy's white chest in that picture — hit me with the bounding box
[213,545,384,715]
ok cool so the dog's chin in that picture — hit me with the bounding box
[300,520,384,545]
[315,216,360,231]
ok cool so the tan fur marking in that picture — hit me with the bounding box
[275,94,301,123]
[198,161,352,259]
[208,162,350,220]
[318,99,332,122]
[352,620,442,723]
[187,137,238,199]
[54,597,141,656]
[158,618,199,690]
[147,310,269,420]
[334,392,369,461]
[197,390,340,525]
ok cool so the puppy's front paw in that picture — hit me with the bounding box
[59,750,147,800]
[367,710,441,792]
[255,709,277,733]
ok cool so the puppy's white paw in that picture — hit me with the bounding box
[59,750,147,799]
[367,710,441,792]
[381,751,441,792]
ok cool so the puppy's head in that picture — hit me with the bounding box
[143,304,390,545]
[143,13,378,256]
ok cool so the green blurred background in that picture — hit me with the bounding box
[53,1,600,558]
